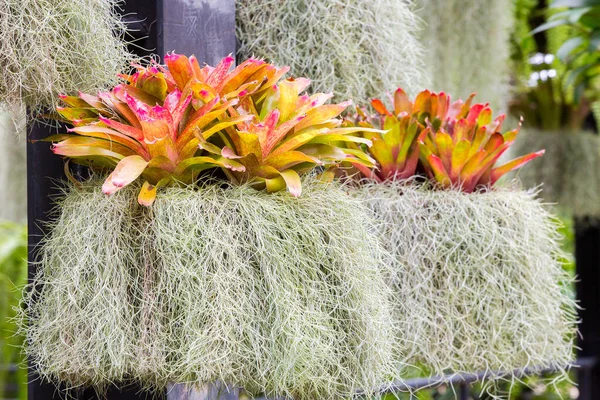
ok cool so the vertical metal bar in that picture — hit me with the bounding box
[575,217,600,400]
[458,383,468,400]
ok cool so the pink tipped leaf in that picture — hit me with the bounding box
[102,155,149,195]
[490,149,545,184]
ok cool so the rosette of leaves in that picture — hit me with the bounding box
[345,89,576,388]
[346,89,544,191]
[46,53,373,204]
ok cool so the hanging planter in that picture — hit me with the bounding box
[22,182,143,390]
[0,0,134,111]
[416,0,513,111]
[342,89,577,381]
[236,0,428,103]
[21,54,397,399]
[148,178,394,399]
[512,130,600,219]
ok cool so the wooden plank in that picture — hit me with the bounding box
[157,0,235,64]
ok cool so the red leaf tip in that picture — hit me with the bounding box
[164,52,181,62]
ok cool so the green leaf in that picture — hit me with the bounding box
[530,19,570,35]
[568,7,593,23]
[580,12,600,27]
[557,37,585,61]
[551,0,600,8]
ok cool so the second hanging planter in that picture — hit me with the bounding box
[354,180,576,378]
[342,88,577,381]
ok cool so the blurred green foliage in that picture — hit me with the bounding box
[511,0,539,85]
[0,222,27,400]
[532,0,600,104]
[509,0,595,132]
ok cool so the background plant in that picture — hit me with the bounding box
[508,0,600,218]
[0,0,134,111]
[510,0,596,130]
[416,0,514,111]
[236,0,428,104]
[532,0,600,104]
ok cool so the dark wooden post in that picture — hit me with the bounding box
[27,1,235,399]
[575,218,600,400]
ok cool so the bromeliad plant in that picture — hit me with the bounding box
[46,53,373,205]
[48,54,268,205]
[347,88,424,181]
[348,89,545,192]
[346,88,576,388]
[196,77,376,196]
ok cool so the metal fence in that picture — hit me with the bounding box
[3,359,595,399]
